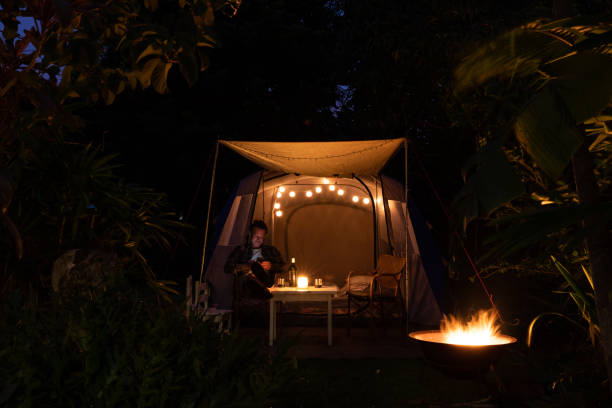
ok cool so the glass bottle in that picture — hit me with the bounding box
[288,257,297,287]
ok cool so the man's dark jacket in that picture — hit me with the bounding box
[224,244,285,287]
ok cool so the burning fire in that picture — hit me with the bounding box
[440,309,508,346]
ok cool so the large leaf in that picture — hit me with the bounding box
[514,86,581,179]
[455,28,573,93]
[151,61,172,94]
[453,141,524,228]
[546,52,612,124]
[178,48,199,87]
[482,202,612,260]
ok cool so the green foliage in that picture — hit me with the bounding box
[453,17,612,225]
[527,256,599,348]
[452,140,525,229]
[0,282,299,407]
[0,0,241,167]
[8,142,186,299]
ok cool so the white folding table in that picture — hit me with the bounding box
[268,285,339,346]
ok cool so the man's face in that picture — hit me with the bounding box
[251,227,266,249]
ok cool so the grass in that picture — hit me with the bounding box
[294,358,491,407]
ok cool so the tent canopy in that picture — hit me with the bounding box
[220,138,404,177]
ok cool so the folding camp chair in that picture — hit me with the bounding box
[346,254,406,334]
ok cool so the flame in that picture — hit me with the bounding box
[440,309,507,346]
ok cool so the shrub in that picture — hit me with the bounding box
[0,280,299,407]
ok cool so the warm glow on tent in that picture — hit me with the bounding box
[329,185,336,191]
[289,191,296,197]
[337,189,344,196]
[315,186,322,193]
[363,197,370,205]
[352,195,359,202]
[306,191,313,197]
[279,186,286,192]
[274,202,281,209]
[275,210,283,217]
[322,178,330,184]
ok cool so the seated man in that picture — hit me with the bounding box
[224,220,285,302]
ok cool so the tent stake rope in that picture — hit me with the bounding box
[409,140,505,324]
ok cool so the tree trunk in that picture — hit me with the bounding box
[572,141,612,394]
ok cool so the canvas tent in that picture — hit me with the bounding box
[203,139,447,326]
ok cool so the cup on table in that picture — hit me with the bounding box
[314,278,323,288]
[277,277,285,287]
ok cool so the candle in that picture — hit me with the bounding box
[297,276,308,289]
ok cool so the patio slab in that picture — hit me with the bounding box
[240,325,423,359]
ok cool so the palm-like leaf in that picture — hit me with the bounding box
[454,17,612,224]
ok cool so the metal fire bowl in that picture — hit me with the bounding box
[409,330,517,378]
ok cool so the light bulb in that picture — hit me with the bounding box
[363,197,370,205]
[352,196,359,203]
[315,186,322,193]
[289,191,296,197]
[322,178,330,184]
[275,210,283,217]
[306,191,313,197]
[276,192,282,198]
[329,185,336,191]
[279,186,286,192]
[337,189,344,196]
[274,202,280,209]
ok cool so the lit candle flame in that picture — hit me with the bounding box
[297,276,308,288]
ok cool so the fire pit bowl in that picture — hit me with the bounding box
[409,330,517,378]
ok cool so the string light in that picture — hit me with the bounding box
[275,210,283,217]
[306,191,313,197]
[276,192,282,198]
[352,196,359,203]
[363,197,370,205]
[337,189,344,196]
[289,191,296,197]
[329,185,336,191]
[322,178,330,184]
[274,203,281,209]
[315,186,322,193]
[279,186,285,192]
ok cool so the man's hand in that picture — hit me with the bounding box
[260,261,272,271]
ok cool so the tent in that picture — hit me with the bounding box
[202,139,447,326]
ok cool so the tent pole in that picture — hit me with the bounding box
[404,138,409,336]
[198,140,220,287]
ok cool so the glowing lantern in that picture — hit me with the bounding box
[297,276,308,288]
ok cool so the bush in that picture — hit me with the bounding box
[0,280,299,407]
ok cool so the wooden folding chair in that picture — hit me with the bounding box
[346,254,406,335]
